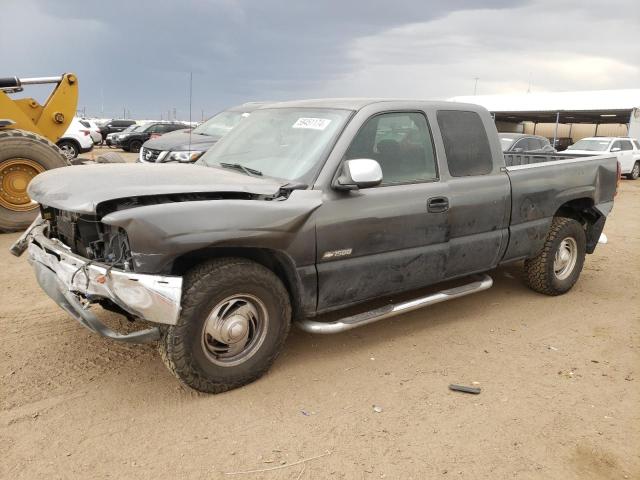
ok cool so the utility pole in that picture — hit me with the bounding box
[123,106,126,119]
[473,77,479,96]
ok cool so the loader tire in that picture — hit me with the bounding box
[159,258,291,394]
[524,217,586,296]
[0,129,70,232]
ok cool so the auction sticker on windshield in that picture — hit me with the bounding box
[292,118,332,130]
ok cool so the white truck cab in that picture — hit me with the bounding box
[566,137,640,179]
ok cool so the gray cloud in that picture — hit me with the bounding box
[2,0,635,119]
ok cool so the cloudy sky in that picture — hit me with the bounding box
[1,0,638,120]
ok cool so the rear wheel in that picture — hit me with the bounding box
[0,129,69,232]
[159,258,291,393]
[524,217,586,295]
[627,162,639,180]
[56,139,79,160]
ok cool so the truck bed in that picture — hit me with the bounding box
[501,153,618,263]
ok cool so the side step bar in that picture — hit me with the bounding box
[296,274,493,334]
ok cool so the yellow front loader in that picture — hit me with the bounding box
[0,73,78,231]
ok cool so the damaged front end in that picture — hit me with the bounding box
[11,214,182,343]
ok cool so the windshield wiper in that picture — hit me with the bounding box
[219,162,263,177]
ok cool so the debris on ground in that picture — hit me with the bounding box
[373,405,384,413]
[449,384,481,394]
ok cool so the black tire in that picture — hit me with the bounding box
[121,145,130,152]
[129,140,142,153]
[627,162,639,180]
[524,217,586,296]
[96,152,126,163]
[159,258,292,393]
[56,139,79,160]
[0,129,70,232]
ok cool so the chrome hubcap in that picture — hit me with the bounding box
[60,145,75,160]
[554,237,578,280]
[201,294,268,366]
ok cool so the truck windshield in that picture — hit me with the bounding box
[198,108,352,181]
[567,139,611,151]
[122,124,140,133]
[192,111,248,138]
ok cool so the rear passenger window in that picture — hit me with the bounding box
[345,112,437,185]
[530,138,543,150]
[436,110,493,176]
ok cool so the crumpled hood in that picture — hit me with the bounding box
[143,130,219,151]
[28,163,283,214]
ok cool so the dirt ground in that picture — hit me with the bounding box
[1,174,638,479]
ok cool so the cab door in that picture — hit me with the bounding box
[315,111,450,311]
[612,139,635,172]
[433,110,511,278]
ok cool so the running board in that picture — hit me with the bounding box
[296,274,493,334]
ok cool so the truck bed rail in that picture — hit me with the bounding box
[504,152,594,167]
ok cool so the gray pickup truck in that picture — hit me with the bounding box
[11,99,619,393]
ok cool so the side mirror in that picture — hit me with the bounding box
[334,159,382,190]
[610,147,621,152]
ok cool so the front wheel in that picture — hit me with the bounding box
[159,258,292,393]
[0,129,70,232]
[627,162,639,180]
[129,140,142,153]
[524,217,586,296]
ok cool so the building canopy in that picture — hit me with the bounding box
[450,89,640,124]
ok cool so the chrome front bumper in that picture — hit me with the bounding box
[13,219,182,343]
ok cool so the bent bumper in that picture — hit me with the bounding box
[16,219,182,342]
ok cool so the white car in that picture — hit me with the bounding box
[566,137,640,180]
[79,119,102,144]
[56,117,94,160]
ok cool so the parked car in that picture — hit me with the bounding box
[548,137,573,152]
[78,119,102,144]
[56,117,94,160]
[99,119,137,143]
[499,133,555,153]
[139,102,269,163]
[106,123,142,147]
[117,122,188,153]
[12,99,619,394]
[566,137,640,179]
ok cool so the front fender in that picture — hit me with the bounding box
[101,190,323,274]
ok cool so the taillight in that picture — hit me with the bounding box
[615,160,621,196]
[81,129,90,136]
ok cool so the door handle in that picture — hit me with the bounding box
[427,196,449,213]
